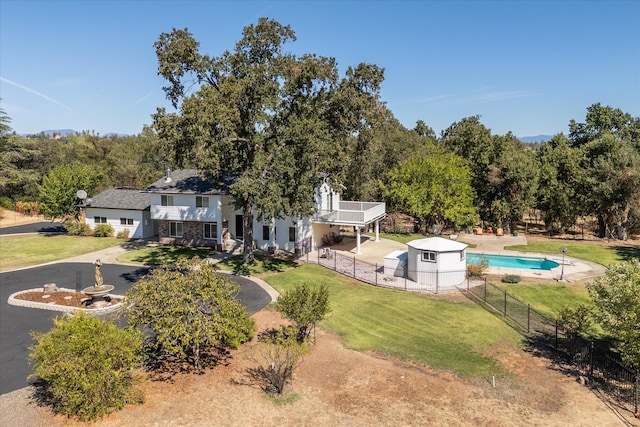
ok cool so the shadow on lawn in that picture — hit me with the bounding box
[611,245,640,262]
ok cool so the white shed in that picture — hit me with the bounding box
[407,237,468,288]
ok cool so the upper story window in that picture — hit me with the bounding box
[196,196,209,208]
[161,195,174,206]
[262,225,270,241]
[288,227,296,242]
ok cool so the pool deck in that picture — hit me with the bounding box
[462,233,606,282]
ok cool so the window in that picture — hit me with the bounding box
[161,195,174,206]
[460,249,466,261]
[169,221,183,237]
[203,223,217,240]
[421,251,437,263]
[262,225,270,240]
[94,216,107,224]
[196,196,209,208]
[120,218,133,225]
[288,227,296,242]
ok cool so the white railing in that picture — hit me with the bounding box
[314,201,385,225]
[151,206,219,222]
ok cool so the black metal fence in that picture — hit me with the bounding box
[466,279,639,415]
[298,247,472,294]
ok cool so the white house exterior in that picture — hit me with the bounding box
[141,169,385,254]
[406,237,468,287]
[83,189,155,239]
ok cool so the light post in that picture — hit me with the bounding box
[560,245,567,280]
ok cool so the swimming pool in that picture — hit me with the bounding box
[466,253,560,271]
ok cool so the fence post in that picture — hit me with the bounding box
[527,304,531,333]
[353,256,356,277]
[334,251,337,271]
[483,278,487,302]
[375,263,378,285]
[635,369,639,415]
[555,319,558,351]
[503,288,507,316]
[589,341,594,377]
[317,247,320,263]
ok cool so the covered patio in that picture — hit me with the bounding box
[312,200,386,254]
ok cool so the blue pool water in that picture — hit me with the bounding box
[467,253,559,271]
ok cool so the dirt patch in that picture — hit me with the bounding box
[0,210,46,228]
[16,310,630,427]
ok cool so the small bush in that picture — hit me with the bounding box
[29,312,145,422]
[94,223,114,237]
[501,274,521,283]
[117,229,130,240]
[467,257,489,277]
[63,220,93,236]
[246,326,310,395]
[274,283,331,342]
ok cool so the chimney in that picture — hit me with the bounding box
[164,168,172,183]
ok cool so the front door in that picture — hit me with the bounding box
[235,215,243,240]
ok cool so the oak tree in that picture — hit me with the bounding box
[152,18,384,262]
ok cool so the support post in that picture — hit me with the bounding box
[356,226,361,254]
[375,220,380,242]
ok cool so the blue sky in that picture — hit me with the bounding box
[1,0,639,138]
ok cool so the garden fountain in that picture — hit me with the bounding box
[82,259,115,308]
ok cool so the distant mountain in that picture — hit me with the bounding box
[19,129,129,138]
[519,135,553,143]
[41,129,77,136]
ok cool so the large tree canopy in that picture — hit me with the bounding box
[152,18,384,262]
[381,148,478,232]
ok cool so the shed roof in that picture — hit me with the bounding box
[407,237,468,252]
[85,189,151,211]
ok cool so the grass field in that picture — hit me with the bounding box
[497,283,592,317]
[504,240,640,266]
[0,234,122,272]
[265,263,522,378]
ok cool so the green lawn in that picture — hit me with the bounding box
[265,263,522,378]
[498,283,592,318]
[0,234,122,272]
[116,245,216,265]
[504,240,640,266]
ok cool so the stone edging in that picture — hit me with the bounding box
[7,288,124,316]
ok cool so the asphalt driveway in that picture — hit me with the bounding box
[0,262,272,394]
[0,221,66,236]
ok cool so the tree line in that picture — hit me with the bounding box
[1,18,638,242]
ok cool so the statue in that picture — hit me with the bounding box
[94,259,103,289]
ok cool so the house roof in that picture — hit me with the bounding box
[141,169,232,195]
[407,237,468,252]
[84,188,151,211]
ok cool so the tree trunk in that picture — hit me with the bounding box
[597,215,606,238]
[243,206,255,264]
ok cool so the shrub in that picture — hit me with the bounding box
[94,223,114,237]
[274,283,331,342]
[123,258,256,371]
[246,326,310,395]
[467,257,488,277]
[501,274,521,283]
[117,229,130,240]
[63,219,93,236]
[29,312,144,422]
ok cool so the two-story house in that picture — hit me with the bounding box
[85,169,386,255]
